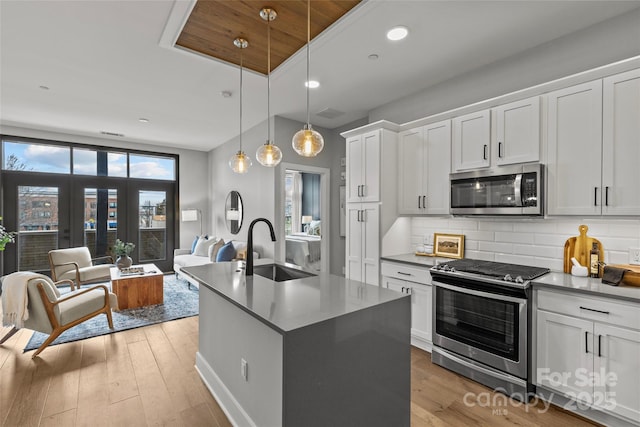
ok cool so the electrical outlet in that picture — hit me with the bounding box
[241,358,248,381]
[629,248,640,265]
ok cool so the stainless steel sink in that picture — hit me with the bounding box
[253,263,316,282]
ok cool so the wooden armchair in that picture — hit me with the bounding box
[0,272,118,358]
[49,247,114,288]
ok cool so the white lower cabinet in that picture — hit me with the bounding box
[381,261,432,351]
[535,289,640,425]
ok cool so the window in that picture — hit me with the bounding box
[3,141,70,174]
[130,154,175,180]
[73,148,97,176]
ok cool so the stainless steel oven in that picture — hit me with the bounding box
[450,163,543,215]
[430,259,549,399]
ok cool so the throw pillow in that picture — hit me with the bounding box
[191,235,200,253]
[216,241,236,262]
[194,236,216,257]
[209,239,225,261]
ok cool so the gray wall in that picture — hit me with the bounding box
[370,8,640,125]
[209,116,350,274]
[0,125,210,251]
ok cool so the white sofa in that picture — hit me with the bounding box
[173,239,258,287]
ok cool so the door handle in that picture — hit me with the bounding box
[579,306,610,315]
[585,331,589,354]
[498,142,503,158]
[605,186,609,206]
[483,144,488,160]
[423,195,426,208]
[598,334,602,358]
[594,187,598,206]
[418,195,421,209]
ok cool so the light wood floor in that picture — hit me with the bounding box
[0,317,599,427]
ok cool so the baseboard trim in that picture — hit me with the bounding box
[195,352,256,427]
[411,336,432,353]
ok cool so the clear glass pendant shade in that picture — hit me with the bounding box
[292,125,324,157]
[229,150,252,174]
[256,140,282,167]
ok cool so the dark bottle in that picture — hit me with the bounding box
[589,242,600,278]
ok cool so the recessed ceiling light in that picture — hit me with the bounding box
[39,85,50,90]
[368,54,379,60]
[221,90,232,98]
[387,26,408,41]
[138,118,150,123]
[305,80,320,89]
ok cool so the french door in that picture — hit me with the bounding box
[2,172,175,274]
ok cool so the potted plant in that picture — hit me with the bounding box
[113,238,135,269]
[0,221,17,251]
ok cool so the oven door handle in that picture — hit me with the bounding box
[433,280,527,304]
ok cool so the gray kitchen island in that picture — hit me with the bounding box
[182,260,410,427]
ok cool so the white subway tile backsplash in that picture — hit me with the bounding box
[495,231,534,244]
[409,217,640,272]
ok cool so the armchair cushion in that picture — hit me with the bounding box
[56,264,112,283]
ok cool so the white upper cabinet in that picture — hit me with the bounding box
[493,96,540,166]
[547,69,640,216]
[398,120,451,215]
[452,110,491,171]
[346,131,381,203]
[546,80,603,215]
[452,97,541,172]
[602,68,640,215]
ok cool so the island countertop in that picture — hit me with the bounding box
[182,260,408,334]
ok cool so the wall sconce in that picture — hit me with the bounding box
[181,209,201,235]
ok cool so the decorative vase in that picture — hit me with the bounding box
[116,255,133,270]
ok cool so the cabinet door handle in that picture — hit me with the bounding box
[422,195,426,208]
[401,286,405,293]
[361,210,366,222]
[418,195,421,209]
[585,331,589,354]
[594,187,598,206]
[605,186,609,206]
[579,306,610,315]
[361,185,365,197]
[406,287,411,294]
[498,142,503,158]
[357,210,361,222]
[397,271,412,276]
[483,144,488,160]
[358,185,362,197]
[598,334,602,358]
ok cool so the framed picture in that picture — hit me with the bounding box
[434,233,464,259]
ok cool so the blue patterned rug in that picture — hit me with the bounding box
[24,274,198,352]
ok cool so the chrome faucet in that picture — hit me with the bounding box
[246,218,276,276]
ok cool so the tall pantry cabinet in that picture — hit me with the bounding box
[341,121,399,286]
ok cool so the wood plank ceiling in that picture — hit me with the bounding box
[176,0,361,75]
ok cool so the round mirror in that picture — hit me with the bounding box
[225,191,243,234]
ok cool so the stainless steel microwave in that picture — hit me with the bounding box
[450,163,543,215]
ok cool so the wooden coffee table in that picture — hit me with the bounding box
[110,264,163,309]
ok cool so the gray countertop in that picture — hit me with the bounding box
[532,271,640,303]
[182,260,408,334]
[382,253,640,304]
[381,253,443,267]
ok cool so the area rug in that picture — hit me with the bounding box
[24,274,198,352]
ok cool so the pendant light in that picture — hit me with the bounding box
[256,7,283,167]
[229,37,252,174]
[292,0,324,157]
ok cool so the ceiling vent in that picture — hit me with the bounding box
[316,108,345,119]
[100,131,124,137]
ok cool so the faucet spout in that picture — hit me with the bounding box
[246,218,276,276]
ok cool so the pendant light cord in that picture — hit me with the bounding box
[267,16,271,142]
[239,48,244,152]
[306,0,310,127]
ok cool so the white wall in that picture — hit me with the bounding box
[370,8,640,125]
[0,125,210,251]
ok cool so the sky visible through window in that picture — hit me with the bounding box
[3,141,174,180]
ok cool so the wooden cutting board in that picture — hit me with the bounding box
[563,224,604,274]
